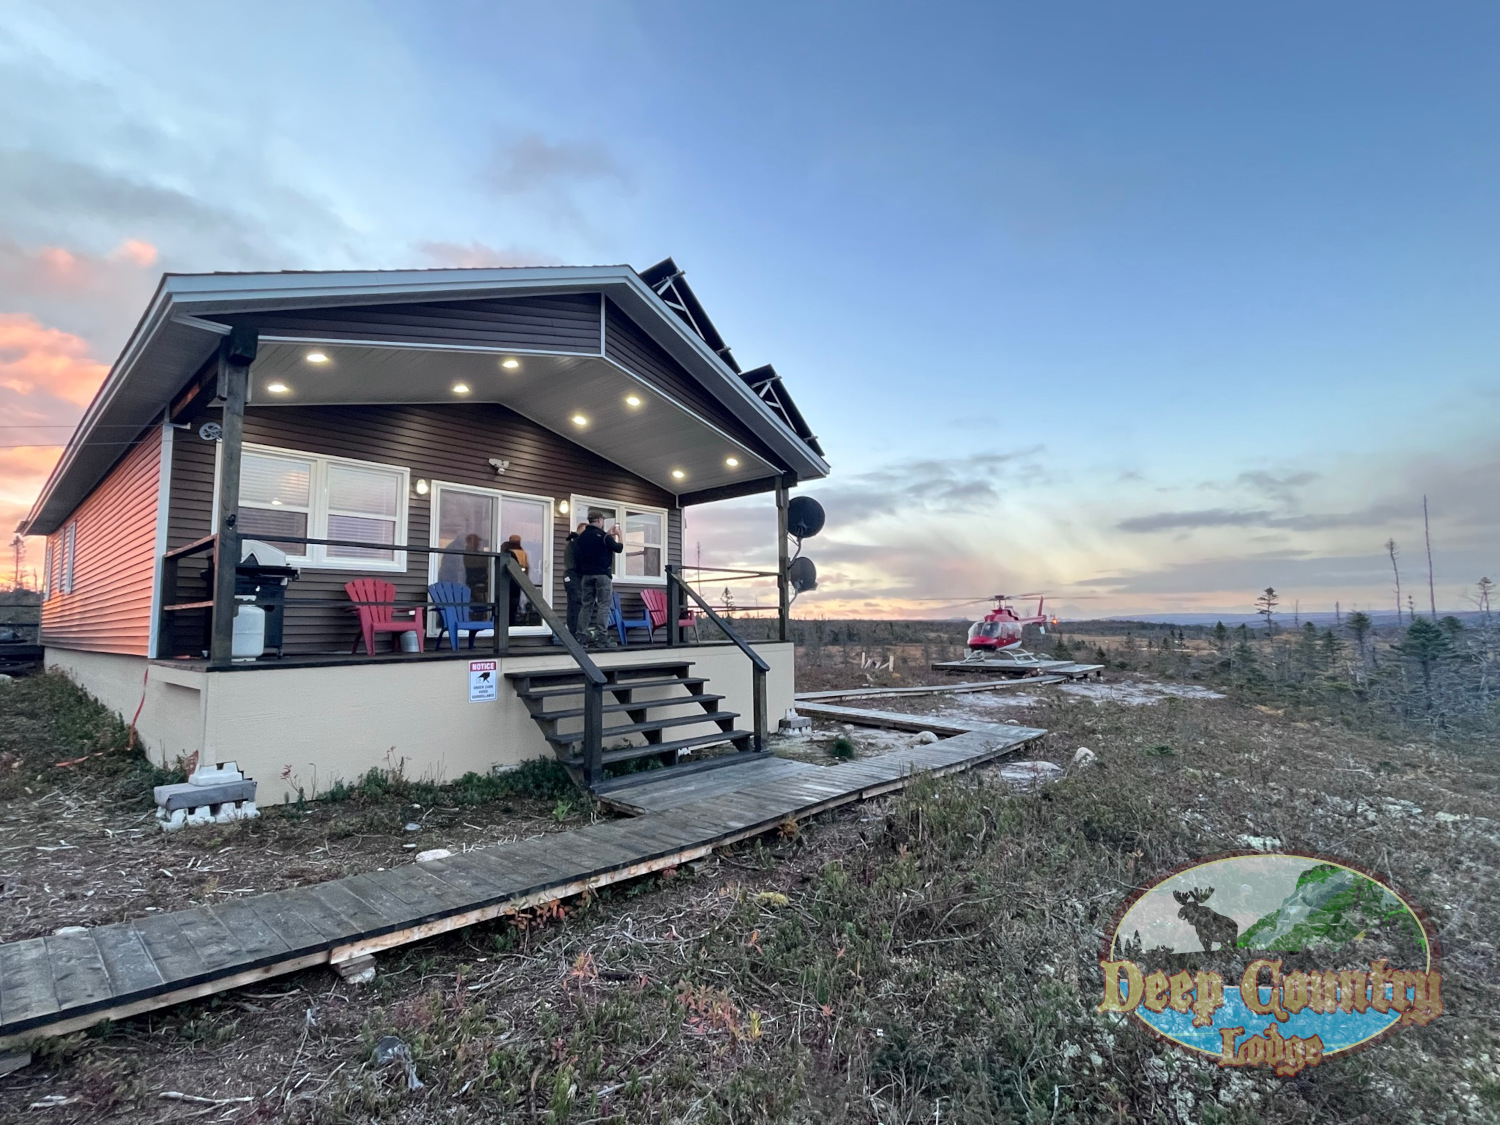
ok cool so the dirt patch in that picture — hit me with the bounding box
[0,673,590,944]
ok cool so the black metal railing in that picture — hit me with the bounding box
[666,564,769,751]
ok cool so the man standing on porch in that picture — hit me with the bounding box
[575,512,623,648]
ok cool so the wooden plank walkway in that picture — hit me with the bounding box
[0,724,1043,1049]
[791,702,1043,738]
[794,678,1063,702]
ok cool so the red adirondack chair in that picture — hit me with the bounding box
[345,578,423,655]
[640,587,699,644]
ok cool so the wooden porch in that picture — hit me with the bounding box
[0,721,1044,1054]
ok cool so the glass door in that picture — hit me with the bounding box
[429,483,553,637]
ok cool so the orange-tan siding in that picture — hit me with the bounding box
[41,427,161,655]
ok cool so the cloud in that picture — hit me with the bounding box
[482,134,633,241]
[815,448,1050,520]
[0,444,64,542]
[487,134,627,195]
[1236,470,1319,505]
[416,241,557,269]
[1116,500,1414,534]
[0,313,108,405]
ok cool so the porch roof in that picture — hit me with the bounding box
[22,265,830,536]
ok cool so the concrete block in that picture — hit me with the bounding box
[189,761,243,786]
[154,779,257,811]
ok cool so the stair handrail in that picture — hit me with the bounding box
[666,565,768,750]
[499,554,607,786]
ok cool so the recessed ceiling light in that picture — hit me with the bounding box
[571,414,588,427]
[625,394,642,407]
[266,382,289,394]
[724,456,739,468]
[305,351,329,364]
[501,358,520,370]
[671,469,686,480]
[451,383,471,395]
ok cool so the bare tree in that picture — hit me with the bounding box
[1387,539,1403,625]
[1423,496,1437,619]
[1477,577,1495,623]
[1255,587,1279,636]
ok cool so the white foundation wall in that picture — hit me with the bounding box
[45,650,206,769]
[44,643,795,805]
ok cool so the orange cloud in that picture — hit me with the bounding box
[0,314,108,405]
[110,239,159,268]
[0,237,159,296]
[0,445,64,541]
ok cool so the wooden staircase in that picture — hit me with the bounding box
[507,660,766,793]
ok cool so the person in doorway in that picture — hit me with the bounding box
[574,513,623,647]
[462,533,490,620]
[563,522,587,637]
[499,534,530,625]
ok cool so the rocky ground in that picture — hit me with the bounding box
[0,667,1496,1123]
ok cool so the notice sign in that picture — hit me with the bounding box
[468,659,498,703]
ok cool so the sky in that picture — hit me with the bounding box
[1,1,1496,618]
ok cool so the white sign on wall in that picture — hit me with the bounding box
[468,659,498,703]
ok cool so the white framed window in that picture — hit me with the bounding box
[428,481,555,637]
[61,521,77,594]
[215,444,409,571]
[41,539,53,600]
[570,495,667,583]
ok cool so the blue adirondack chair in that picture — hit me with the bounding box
[607,591,652,646]
[428,582,493,650]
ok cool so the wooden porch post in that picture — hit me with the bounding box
[208,331,255,666]
[775,477,790,644]
[666,564,681,647]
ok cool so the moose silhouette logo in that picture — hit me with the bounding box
[1172,886,1239,952]
[1099,852,1442,1076]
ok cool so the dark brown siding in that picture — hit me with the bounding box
[41,427,161,655]
[222,294,602,353]
[602,300,783,466]
[165,403,680,657]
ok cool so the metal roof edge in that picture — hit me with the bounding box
[22,264,828,534]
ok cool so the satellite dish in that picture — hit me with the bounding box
[787,556,818,593]
[786,496,825,539]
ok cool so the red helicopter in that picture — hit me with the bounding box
[965,593,1058,654]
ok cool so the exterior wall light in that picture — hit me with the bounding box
[415,479,430,496]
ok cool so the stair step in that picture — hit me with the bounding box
[559,729,755,768]
[515,676,709,701]
[505,660,694,685]
[537,694,727,722]
[545,711,740,747]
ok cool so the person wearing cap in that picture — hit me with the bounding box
[573,513,623,647]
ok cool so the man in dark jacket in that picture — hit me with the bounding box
[574,514,623,646]
[562,522,587,636]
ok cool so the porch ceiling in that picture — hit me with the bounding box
[248,340,778,495]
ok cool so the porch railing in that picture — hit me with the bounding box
[666,564,769,751]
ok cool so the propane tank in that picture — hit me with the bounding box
[232,595,266,661]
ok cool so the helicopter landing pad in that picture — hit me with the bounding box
[931,658,1104,680]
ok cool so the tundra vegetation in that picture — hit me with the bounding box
[0,604,1495,1122]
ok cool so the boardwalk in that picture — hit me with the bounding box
[0,724,1044,1050]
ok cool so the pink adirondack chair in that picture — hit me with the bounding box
[345,578,423,655]
[640,587,699,644]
